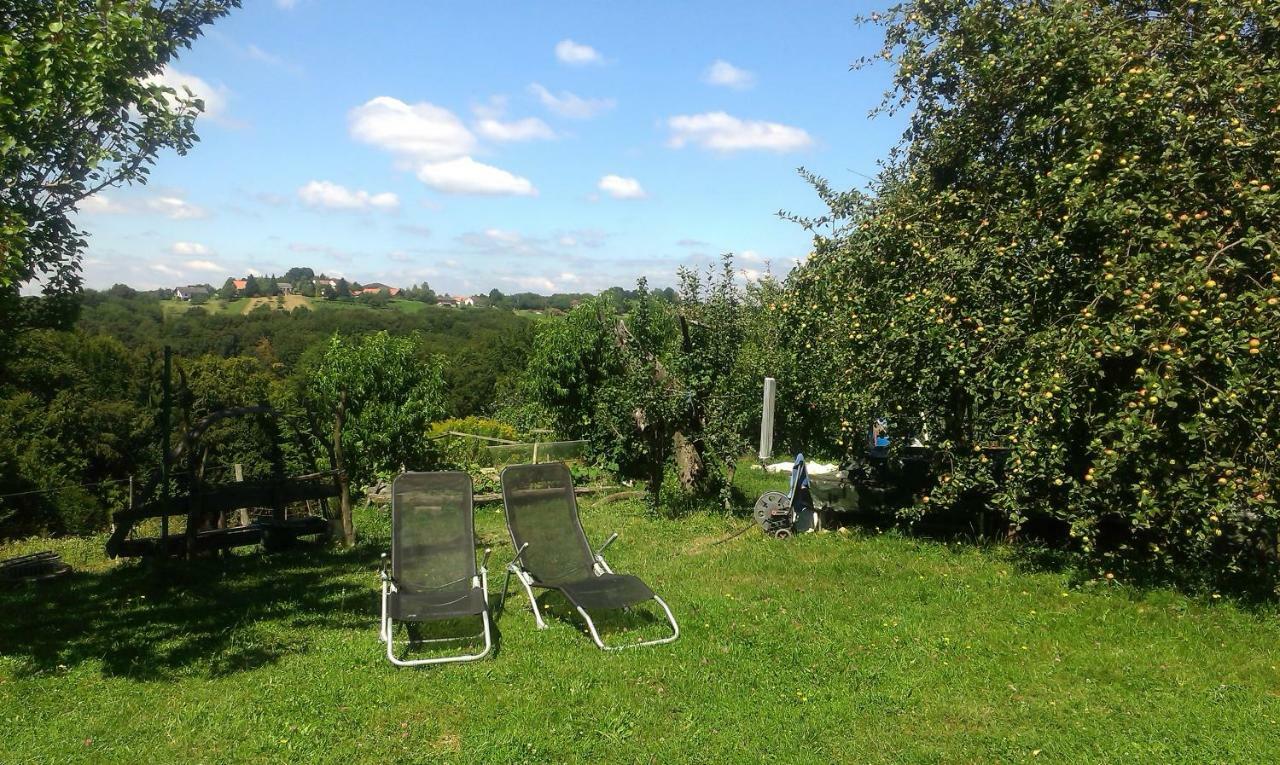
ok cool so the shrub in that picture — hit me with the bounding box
[785,0,1280,589]
[428,416,520,469]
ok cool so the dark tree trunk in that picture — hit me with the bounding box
[332,391,353,546]
[673,431,705,493]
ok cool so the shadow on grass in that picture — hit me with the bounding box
[392,614,501,662]
[818,502,1279,608]
[528,589,670,645]
[0,541,383,681]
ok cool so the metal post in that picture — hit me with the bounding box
[161,345,171,543]
[234,463,248,526]
[758,377,776,461]
[530,428,552,465]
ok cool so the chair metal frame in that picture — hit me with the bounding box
[500,465,679,651]
[379,472,493,667]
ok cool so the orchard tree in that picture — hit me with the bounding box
[786,0,1280,587]
[291,331,446,544]
[520,277,783,508]
[523,285,698,503]
[676,256,795,501]
[0,0,240,345]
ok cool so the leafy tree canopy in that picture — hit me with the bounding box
[0,0,239,341]
[785,0,1280,587]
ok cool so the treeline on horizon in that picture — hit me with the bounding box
[123,264,678,312]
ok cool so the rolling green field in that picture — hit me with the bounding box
[2,470,1278,763]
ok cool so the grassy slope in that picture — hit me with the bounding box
[2,471,1278,764]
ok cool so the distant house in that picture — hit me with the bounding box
[232,278,248,291]
[276,282,293,295]
[436,294,458,307]
[357,282,400,296]
[174,285,210,301]
[459,295,476,307]
[315,278,337,289]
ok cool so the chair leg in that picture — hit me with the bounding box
[384,610,492,667]
[498,569,513,615]
[382,579,494,667]
[575,595,680,651]
[380,580,390,642]
[511,566,547,629]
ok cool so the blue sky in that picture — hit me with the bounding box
[76,0,906,296]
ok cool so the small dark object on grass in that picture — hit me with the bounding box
[0,551,71,583]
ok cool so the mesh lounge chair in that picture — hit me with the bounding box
[380,472,492,666]
[500,462,678,650]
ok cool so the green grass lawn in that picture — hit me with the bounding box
[2,471,1279,763]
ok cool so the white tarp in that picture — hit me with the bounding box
[761,460,836,475]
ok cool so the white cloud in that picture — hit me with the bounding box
[78,193,207,219]
[169,241,211,256]
[348,96,477,161]
[151,263,183,278]
[508,275,558,292]
[185,259,223,273]
[415,157,536,196]
[472,95,508,120]
[555,39,603,65]
[275,0,298,8]
[146,196,209,219]
[78,194,128,215]
[350,96,540,196]
[475,116,555,142]
[297,180,400,210]
[597,174,646,199]
[740,249,764,263]
[528,83,615,119]
[704,59,755,90]
[666,112,813,152]
[145,66,228,120]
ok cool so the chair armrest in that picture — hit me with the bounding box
[594,532,619,559]
[480,547,492,573]
[504,542,530,571]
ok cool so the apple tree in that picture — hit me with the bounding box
[785,0,1280,587]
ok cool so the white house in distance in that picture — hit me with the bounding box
[436,294,473,307]
[174,285,210,301]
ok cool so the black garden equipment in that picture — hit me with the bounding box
[499,462,678,650]
[0,551,71,584]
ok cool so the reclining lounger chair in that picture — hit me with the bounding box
[380,471,492,666]
[500,462,678,650]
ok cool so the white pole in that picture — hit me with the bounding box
[234,463,248,527]
[758,377,776,461]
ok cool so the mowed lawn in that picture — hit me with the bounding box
[2,473,1279,763]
